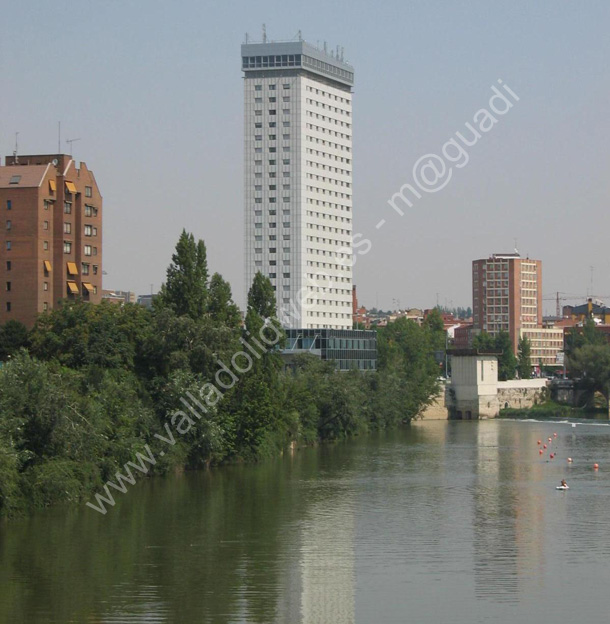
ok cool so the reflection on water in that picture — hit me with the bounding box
[1,420,609,623]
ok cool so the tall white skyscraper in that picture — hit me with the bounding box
[242,38,354,329]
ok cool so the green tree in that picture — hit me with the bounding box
[245,271,284,349]
[29,301,152,371]
[472,331,496,352]
[230,273,284,456]
[567,343,610,407]
[565,318,606,355]
[156,230,209,319]
[425,308,445,333]
[495,331,517,381]
[208,272,241,328]
[517,336,532,379]
[0,320,29,361]
[377,317,440,418]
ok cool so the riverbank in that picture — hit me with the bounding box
[499,400,609,420]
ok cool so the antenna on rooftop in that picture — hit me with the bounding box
[245,32,249,43]
[298,30,302,41]
[514,238,519,255]
[323,41,327,53]
[341,46,344,61]
[262,23,267,43]
[66,137,81,157]
[13,132,19,163]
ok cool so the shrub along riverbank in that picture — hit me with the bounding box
[0,231,444,516]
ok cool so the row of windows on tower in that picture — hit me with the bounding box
[254,130,290,139]
[254,96,291,103]
[305,135,351,152]
[306,311,352,318]
[306,148,351,164]
[253,248,290,255]
[254,234,290,241]
[6,200,98,217]
[6,182,93,195]
[254,147,290,154]
[254,260,289,267]
[306,123,350,140]
[306,174,351,187]
[306,261,352,272]
[307,161,351,175]
[306,211,351,223]
[254,209,290,215]
[254,172,290,179]
[255,122,289,129]
[5,221,97,236]
[254,109,291,116]
[302,284,352,295]
[254,157,291,164]
[305,84,349,104]
[307,199,352,211]
[4,240,98,255]
[306,97,351,118]
[254,222,290,229]
[254,83,291,91]
[306,185,351,198]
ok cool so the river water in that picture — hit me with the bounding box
[1,419,609,623]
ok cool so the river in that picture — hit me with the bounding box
[1,419,609,623]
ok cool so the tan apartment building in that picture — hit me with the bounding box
[519,327,564,367]
[0,153,102,328]
[473,253,542,354]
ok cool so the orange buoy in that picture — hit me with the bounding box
[594,463,599,470]
[553,433,558,437]
[537,440,542,445]
[568,458,573,463]
[548,437,552,442]
[539,449,543,455]
[550,453,555,459]
[543,444,547,449]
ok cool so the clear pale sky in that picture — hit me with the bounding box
[2,1,608,314]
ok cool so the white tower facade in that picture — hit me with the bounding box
[242,40,354,329]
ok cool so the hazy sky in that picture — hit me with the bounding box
[2,1,608,314]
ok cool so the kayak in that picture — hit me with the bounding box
[556,485,569,490]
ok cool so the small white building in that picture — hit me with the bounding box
[446,351,548,419]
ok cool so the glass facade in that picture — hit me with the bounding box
[284,328,377,371]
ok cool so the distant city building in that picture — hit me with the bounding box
[0,153,102,327]
[351,285,369,327]
[472,253,542,354]
[453,324,474,349]
[136,293,156,309]
[102,290,136,305]
[563,299,610,324]
[519,327,564,367]
[284,328,377,371]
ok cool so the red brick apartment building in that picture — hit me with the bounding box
[0,154,102,328]
[472,253,542,354]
